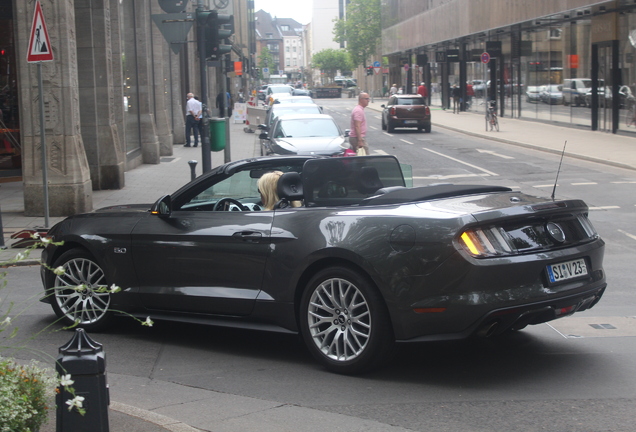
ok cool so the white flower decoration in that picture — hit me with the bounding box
[109,284,121,293]
[59,374,74,387]
[53,266,66,275]
[66,395,85,411]
[142,317,154,327]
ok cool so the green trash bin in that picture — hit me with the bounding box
[209,118,226,152]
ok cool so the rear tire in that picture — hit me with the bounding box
[424,123,431,133]
[387,123,394,133]
[299,266,394,374]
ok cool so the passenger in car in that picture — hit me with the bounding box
[257,171,302,210]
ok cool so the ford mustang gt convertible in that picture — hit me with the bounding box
[41,155,606,374]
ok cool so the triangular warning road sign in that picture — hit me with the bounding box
[27,1,54,62]
[151,13,195,55]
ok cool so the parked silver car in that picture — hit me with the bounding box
[259,114,347,156]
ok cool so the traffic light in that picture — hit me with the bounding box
[197,10,234,60]
[366,66,373,76]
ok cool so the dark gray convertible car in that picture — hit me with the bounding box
[41,155,606,374]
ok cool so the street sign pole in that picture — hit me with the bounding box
[27,1,54,227]
[37,62,49,227]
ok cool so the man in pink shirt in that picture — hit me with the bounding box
[350,92,370,155]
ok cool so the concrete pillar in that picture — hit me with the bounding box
[109,0,127,171]
[75,0,125,190]
[125,0,160,166]
[16,0,93,216]
[150,1,174,156]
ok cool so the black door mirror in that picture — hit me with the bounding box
[150,195,172,216]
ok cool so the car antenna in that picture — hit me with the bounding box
[551,140,567,200]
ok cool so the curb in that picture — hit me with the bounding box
[110,401,202,432]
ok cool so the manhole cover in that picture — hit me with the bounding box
[548,316,636,338]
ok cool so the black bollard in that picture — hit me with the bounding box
[188,159,198,181]
[56,328,109,432]
[0,203,5,249]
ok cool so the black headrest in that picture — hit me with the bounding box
[357,166,384,195]
[277,172,304,201]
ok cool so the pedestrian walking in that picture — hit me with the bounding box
[417,82,428,99]
[452,85,461,113]
[350,92,370,156]
[184,93,202,147]
[389,84,398,96]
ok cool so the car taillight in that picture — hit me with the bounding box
[390,107,396,116]
[425,106,430,115]
[459,227,515,258]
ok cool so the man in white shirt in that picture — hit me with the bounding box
[185,93,202,147]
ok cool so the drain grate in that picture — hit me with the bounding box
[589,323,617,330]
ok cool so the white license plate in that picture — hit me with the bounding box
[404,120,418,124]
[546,258,588,284]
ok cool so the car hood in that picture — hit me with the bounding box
[94,203,152,213]
[272,136,345,156]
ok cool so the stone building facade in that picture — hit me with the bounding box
[1,0,253,217]
[382,0,636,135]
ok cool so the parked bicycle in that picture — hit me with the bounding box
[485,100,499,131]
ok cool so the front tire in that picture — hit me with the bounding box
[47,249,114,331]
[299,266,394,374]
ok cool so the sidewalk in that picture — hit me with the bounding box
[2,102,635,432]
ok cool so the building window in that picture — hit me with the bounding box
[281,25,289,31]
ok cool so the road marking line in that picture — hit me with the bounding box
[618,229,636,241]
[589,206,620,210]
[369,126,378,130]
[417,138,432,141]
[414,173,490,180]
[400,139,414,145]
[373,149,389,155]
[611,181,636,184]
[383,132,393,136]
[421,147,499,176]
[533,184,556,188]
[476,149,514,159]
[571,182,598,185]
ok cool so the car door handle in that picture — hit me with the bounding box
[232,231,263,240]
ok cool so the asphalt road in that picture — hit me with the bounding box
[4,110,636,431]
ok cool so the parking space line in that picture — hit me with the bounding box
[572,182,598,185]
[589,206,621,210]
[400,139,414,145]
[421,147,499,176]
[618,229,636,241]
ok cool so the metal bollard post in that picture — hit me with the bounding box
[188,160,198,181]
[56,328,109,432]
[0,203,6,249]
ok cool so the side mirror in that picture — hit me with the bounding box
[150,195,172,217]
[344,129,350,137]
[380,104,385,108]
[259,132,269,140]
[257,124,267,130]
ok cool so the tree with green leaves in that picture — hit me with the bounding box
[258,46,276,80]
[311,49,354,83]
[332,0,381,68]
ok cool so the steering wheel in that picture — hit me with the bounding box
[213,198,248,212]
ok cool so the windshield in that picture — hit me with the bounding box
[270,86,292,94]
[396,97,425,105]
[274,118,340,138]
[269,106,322,127]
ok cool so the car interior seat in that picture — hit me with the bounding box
[274,171,304,209]
[356,166,384,195]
